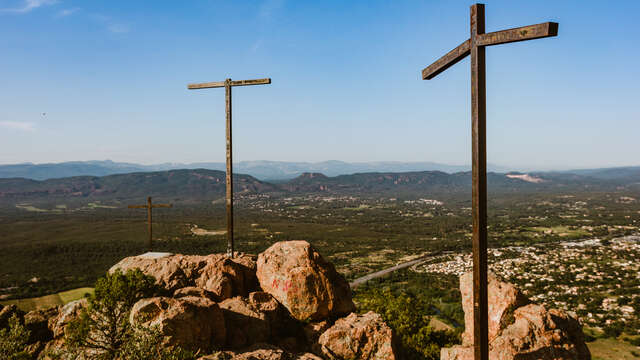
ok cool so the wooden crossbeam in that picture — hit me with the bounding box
[188,78,271,90]
[422,39,471,80]
[421,23,557,80]
[477,22,558,47]
[128,196,172,252]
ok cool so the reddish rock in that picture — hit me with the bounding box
[441,272,591,360]
[295,353,323,360]
[130,296,226,353]
[219,296,271,349]
[110,252,258,300]
[248,291,289,337]
[316,312,397,360]
[459,272,529,345]
[303,320,330,344]
[256,241,355,321]
[198,343,322,360]
[110,252,205,291]
[51,299,87,338]
[174,286,220,302]
[195,256,253,299]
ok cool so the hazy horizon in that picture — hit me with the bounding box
[1,158,640,173]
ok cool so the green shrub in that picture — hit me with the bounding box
[0,314,31,360]
[356,288,459,360]
[60,269,194,360]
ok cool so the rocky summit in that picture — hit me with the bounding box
[440,272,591,360]
[2,240,594,360]
[106,240,393,359]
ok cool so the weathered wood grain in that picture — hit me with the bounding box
[188,78,271,89]
[420,3,557,360]
[470,5,489,360]
[477,22,558,47]
[422,39,471,80]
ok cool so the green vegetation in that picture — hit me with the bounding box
[354,270,463,359]
[587,337,640,360]
[0,314,30,360]
[1,288,94,312]
[58,269,193,360]
[0,171,638,358]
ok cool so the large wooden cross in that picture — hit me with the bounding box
[421,4,557,359]
[187,78,271,257]
[128,196,172,252]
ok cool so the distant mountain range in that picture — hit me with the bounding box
[0,160,510,181]
[1,167,638,205]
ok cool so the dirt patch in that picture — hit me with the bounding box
[190,225,226,236]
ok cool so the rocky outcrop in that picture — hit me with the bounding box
[130,296,226,353]
[18,241,401,359]
[24,307,58,343]
[316,312,396,360]
[51,298,86,338]
[459,272,530,345]
[198,343,323,360]
[219,296,274,349]
[441,272,591,360]
[256,241,355,321]
[110,252,258,300]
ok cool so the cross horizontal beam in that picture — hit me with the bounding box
[187,78,271,90]
[421,22,557,80]
[422,39,471,80]
[477,22,558,47]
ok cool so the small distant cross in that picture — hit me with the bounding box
[128,196,172,252]
[187,77,271,258]
[420,4,558,360]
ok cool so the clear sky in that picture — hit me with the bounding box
[0,0,638,170]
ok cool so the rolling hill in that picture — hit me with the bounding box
[1,167,637,206]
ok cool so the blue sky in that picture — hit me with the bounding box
[0,0,638,170]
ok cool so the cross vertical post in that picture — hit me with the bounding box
[147,196,153,251]
[188,77,271,258]
[470,5,488,360]
[420,4,557,359]
[225,79,234,257]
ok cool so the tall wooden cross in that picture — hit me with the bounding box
[128,196,172,252]
[187,78,271,258]
[421,4,557,359]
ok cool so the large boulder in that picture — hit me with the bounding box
[110,252,258,300]
[219,297,272,349]
[219,292,291,349]
[130,296,226,353]
[195,256,257,300]
[459,272,529,345]
[256,241,355,321]
[316,312,397,360]
[441,272,591,360]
